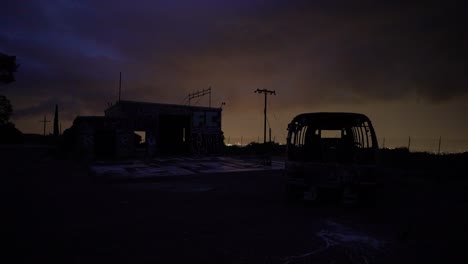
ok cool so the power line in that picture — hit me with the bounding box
[267,99,287,142]
[267,97,287,143]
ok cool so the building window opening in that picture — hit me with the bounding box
[134,131,146,147]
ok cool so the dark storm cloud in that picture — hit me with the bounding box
[190,0,468,104]
[13,96,84,121]
[1,0,467,130]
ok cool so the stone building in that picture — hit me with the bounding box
[69,100,223,158]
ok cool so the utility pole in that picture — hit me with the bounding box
[119,72,122,102]
[39,115,50,136]
[269,127,272,143]
[254,89,276,143]
[53,104,59,137]
[438,136,442,155]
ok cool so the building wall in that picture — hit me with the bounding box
[72,117,135,158]
[106,101,224,156]
[191,110,223,154]
[71,101,224,158]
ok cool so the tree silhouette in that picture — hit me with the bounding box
[0,53,22,143]
[0,53,18,84]
[0,53,16,125]
[0,95,12,125]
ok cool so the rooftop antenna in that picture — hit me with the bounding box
[188,87,212,107]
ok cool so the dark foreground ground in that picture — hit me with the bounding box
[2,145,468,263]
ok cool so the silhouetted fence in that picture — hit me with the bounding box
[378,137,468,154]
[224,136,468,154]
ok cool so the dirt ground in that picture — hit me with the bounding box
[2,145,468,263]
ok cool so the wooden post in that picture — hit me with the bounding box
[119,72,122,102]
[39,115,50,136]
[438,136,442,155]
[254,89,276,144]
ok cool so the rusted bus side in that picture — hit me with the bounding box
[286,161,377,188]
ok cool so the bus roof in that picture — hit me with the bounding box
[290,112,372,128]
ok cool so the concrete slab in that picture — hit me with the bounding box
[90,156,284,180]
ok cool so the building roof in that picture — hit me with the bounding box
[107,100,221,112]
[290,112,373,128]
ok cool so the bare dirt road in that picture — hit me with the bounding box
[3,146,467,263]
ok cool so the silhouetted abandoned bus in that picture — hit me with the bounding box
[285,112,379,203]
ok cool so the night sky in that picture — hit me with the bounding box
[1,1,467,149]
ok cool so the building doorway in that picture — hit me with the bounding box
[158,115,191,154]
[94,129,116,158]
